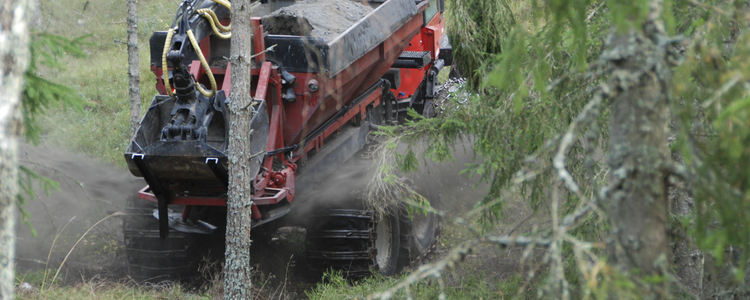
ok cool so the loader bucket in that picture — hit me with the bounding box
[125,92,269,192]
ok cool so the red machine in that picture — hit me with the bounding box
[123,0,451,281]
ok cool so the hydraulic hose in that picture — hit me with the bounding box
[213,0,231,10]
[187,29,217,97]
[162,28,175,98]
[162,0,232,98]
[198,8,231,38]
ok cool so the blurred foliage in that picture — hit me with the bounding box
[388,0,750,296]
[404,0,613,223]
[17,32,89,236]
[23,31,88,145]
[670,0,750,282]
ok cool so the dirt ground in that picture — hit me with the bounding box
[15,142,143,284]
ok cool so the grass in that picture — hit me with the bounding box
[306,271,505,300]
[15,273,204,300]
[35,0,171,168]
[305,243,536,300]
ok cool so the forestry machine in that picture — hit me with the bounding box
[123,0,453,281]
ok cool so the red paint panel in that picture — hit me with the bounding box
[254,62,272,101]
[282,15,423,146]
[392,11,446,102]
[251,18,266,63]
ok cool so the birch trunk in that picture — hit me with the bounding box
[224,1,254,299]
[126,0,140,135]
[0,0,30,298]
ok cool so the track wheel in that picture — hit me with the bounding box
[398,192,442,269]
[123,195,223,283]
[374,211,401,275]
[422,99,437,118]
[306,209,400,278]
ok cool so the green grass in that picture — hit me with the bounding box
[15,276,204,300]
[35,0,171,167]
[306,268,529,299]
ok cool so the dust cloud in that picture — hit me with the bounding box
[15,143,144,284]
[286,138,487,227]
[13,137,488,287]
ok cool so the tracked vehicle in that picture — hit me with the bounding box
[123,0,451,281]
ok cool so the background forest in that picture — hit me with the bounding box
[5,0,750,299]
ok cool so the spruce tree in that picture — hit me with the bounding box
[374,0,750,297]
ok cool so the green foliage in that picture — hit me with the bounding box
[404,0,614,225]
[14,273,203,300]
[445,0,515,88]
[667,0,750,285]
[23,31,88,145]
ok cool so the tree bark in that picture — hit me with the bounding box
[224,1,254,299]
[126,0,140,135]
[606,0,671,294]
[669,172,704,297]
[668,113,705,296]
[0,0,30,298]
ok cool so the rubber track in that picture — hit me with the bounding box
[123,198,202,283]
[306,209,378,278]
[397,209,442,268]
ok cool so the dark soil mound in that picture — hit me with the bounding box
[261,0,373,41]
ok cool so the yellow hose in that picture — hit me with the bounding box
[162,0,232,99]
[213,0,231,10]
[198,9,231,39]
[187,29,217,97]
[162,28,175,97]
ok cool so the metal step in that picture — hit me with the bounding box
[392,51,431,69]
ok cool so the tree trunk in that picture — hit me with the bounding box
[0,0,30,298]
[224,1,254,299]
[606,1,671,294]
[126,0,140,135]
[668,115,705,296]
[669,172,704,297]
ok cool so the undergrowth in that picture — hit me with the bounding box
[15,272,202,300]
[306,268,529,300]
